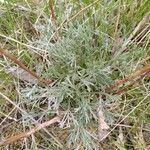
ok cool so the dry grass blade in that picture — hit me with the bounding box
[0,48,53,85]
[0,92,29,115]
[67,0,99,23]
[50,0,99,40]
[114,127,126,150]
[128,11,150,42]
[0,116,61,145]
[0,34,45,53]
[99,94,150,141]
[122,11,150,50]
[75,141,82,150]
[0,107,17,125]
[0,92,63,147]
[113,2,121,38]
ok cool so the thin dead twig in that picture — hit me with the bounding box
[0,116,61,145]
[0,92,62,147]
[111,64,150,91]
[49,0,60,40]
[0,48,53,85]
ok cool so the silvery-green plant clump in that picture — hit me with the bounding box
[0,0,149,149]
[21,20,149,149]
